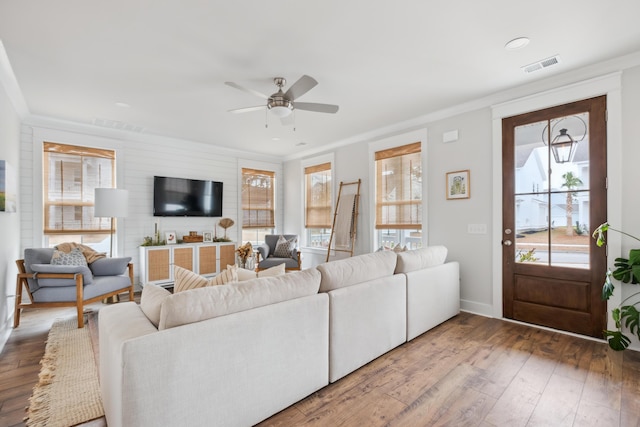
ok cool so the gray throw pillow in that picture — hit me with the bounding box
[273,235,296,258]
[50,247,88,267]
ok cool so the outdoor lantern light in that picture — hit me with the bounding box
[542,114,587,164]
[549,128,578,164]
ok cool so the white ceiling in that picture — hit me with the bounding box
[1,1,639,158]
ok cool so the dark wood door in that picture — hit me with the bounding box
[502,96,608,338]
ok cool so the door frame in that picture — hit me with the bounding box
[490,72,623,329]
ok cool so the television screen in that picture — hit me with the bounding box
[153,176,223,217]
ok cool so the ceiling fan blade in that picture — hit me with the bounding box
[294,102,339,114]
[228,105,266,114]
[225,81,269,100]
[284,75,318,101]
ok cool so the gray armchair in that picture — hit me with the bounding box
[14,248,134,328]
[256,234,301,271]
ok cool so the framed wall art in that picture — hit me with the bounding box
[165,231,177,244]
[203,231,213,242]
[446,170,470,200]
[0,160,17,212]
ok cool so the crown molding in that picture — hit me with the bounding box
[284,50,640,162]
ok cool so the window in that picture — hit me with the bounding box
[43,142,116,249]
[375,142,422,250]
[241,168,275,244]
[305,162,332,247]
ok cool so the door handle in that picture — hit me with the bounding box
[502,240,512,246]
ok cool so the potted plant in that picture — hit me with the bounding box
[592,222,640,350]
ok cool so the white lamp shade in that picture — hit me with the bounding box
[94,188,129,218]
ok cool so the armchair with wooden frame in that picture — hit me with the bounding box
[255,234,302,272]
[15,248,134,328]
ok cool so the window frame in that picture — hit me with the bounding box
[368,130,427,251]
[43,142,116,236]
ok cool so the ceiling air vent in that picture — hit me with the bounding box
[93,118,145,133]
[521,55,561,74]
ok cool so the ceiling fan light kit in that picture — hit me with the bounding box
[225,75,339,124]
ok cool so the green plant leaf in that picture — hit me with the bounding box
[592,222,609,247]
[612,257,635,283]
[612,307,621,329]
[602,270,615,300]
[604,330,631,351]
[622,305,640,339]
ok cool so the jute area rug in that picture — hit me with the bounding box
[26,314,105,427]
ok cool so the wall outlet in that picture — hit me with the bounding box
[467,224,487,234]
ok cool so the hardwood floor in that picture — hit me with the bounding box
[2,308,640,427]
[259,312,640,427]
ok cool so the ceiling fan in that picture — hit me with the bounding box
[225,75,339,123]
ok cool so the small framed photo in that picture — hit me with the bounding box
[446,170,470,200]
[165,231,177,244]
[203,231,213,242]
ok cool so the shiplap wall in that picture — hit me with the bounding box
[19,124,283,286]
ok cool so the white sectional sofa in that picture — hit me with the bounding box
[99,247,459,427]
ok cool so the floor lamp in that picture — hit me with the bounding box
[94,188,129,257]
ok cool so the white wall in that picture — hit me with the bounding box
[283,63,640,324]
[0,79,21,352]
[19,123,282,287]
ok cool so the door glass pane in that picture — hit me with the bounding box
[549,191,590,268]
[515,194,549,265]
[513,113,590,268]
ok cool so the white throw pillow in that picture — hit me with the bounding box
[273,235,296,258]
[257,263,286,278]
[236,266,258,281]
[140,284,171,328]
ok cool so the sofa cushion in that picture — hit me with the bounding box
[89,257,131,276]
[317,251,397,293]
[30,263,94,286]
[51,247,88,267]
[158,268,321,330]
[140,284,171,328]
[394,246,448,274]
[236,267,258,281]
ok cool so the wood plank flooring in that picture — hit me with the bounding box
[2,307,640,426]
[258,312,640,427]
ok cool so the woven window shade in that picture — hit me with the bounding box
[375,142,422,230]
[305,162,332,228]
[242,168,275,229]
[43,142,116,234]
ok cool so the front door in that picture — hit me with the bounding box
[502,96,607,338]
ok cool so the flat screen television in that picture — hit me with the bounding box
[153,176,223,217]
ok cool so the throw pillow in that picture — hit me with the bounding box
[209,264,238,286]
[50,247,88,267]
[173,266,209,293]
[257,263,286,278]
[236,266,258,281]
[273,235,296,258]
[140,284,171,328]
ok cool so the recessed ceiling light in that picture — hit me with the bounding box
[505,37,530,51]
[272,137,280,141]
[295,142,307,146]
[115,102,131,108]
